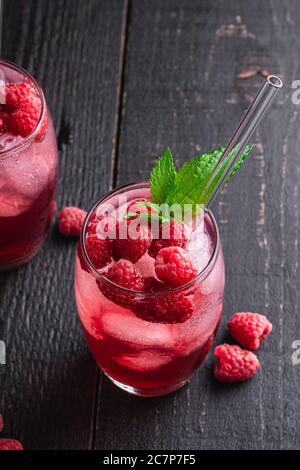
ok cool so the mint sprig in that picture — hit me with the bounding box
[150,147,176,205]
[147,144,253,214]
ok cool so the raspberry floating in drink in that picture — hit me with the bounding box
[148,220,188,257]
[112,220,153,263]
[154,246,198,287]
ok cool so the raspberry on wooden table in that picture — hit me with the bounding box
[214,344,260,382]
[228,312,272,350]
[0,439,23,450]
[58,206,87,237]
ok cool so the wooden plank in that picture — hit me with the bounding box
[95,0,300,450]
[0,0,125,449]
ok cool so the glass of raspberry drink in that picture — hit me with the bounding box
[0,60,58,270]
[75,76,282,395]
[75,182,225,397]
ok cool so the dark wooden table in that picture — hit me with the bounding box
[0,0,299,450]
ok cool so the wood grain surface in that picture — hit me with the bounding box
[1,0,300,450]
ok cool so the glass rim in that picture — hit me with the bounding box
[0,59,46,159]
[80,181,221,296]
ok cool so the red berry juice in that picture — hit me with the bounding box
[0,60,58,270]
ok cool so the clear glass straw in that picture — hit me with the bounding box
[204,75,283,208]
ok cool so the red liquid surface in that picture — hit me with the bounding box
[75,189,225,395]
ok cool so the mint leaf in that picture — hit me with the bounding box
[123,212,139,219]
[150,147,176,204]
[166,144,253,211]
[227,144,253,180]
[166,147,222,208]
[135,201,159,210]
[125,211,170,224]
[204,144,253,204]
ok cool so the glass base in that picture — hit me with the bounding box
[104,372,188,397]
